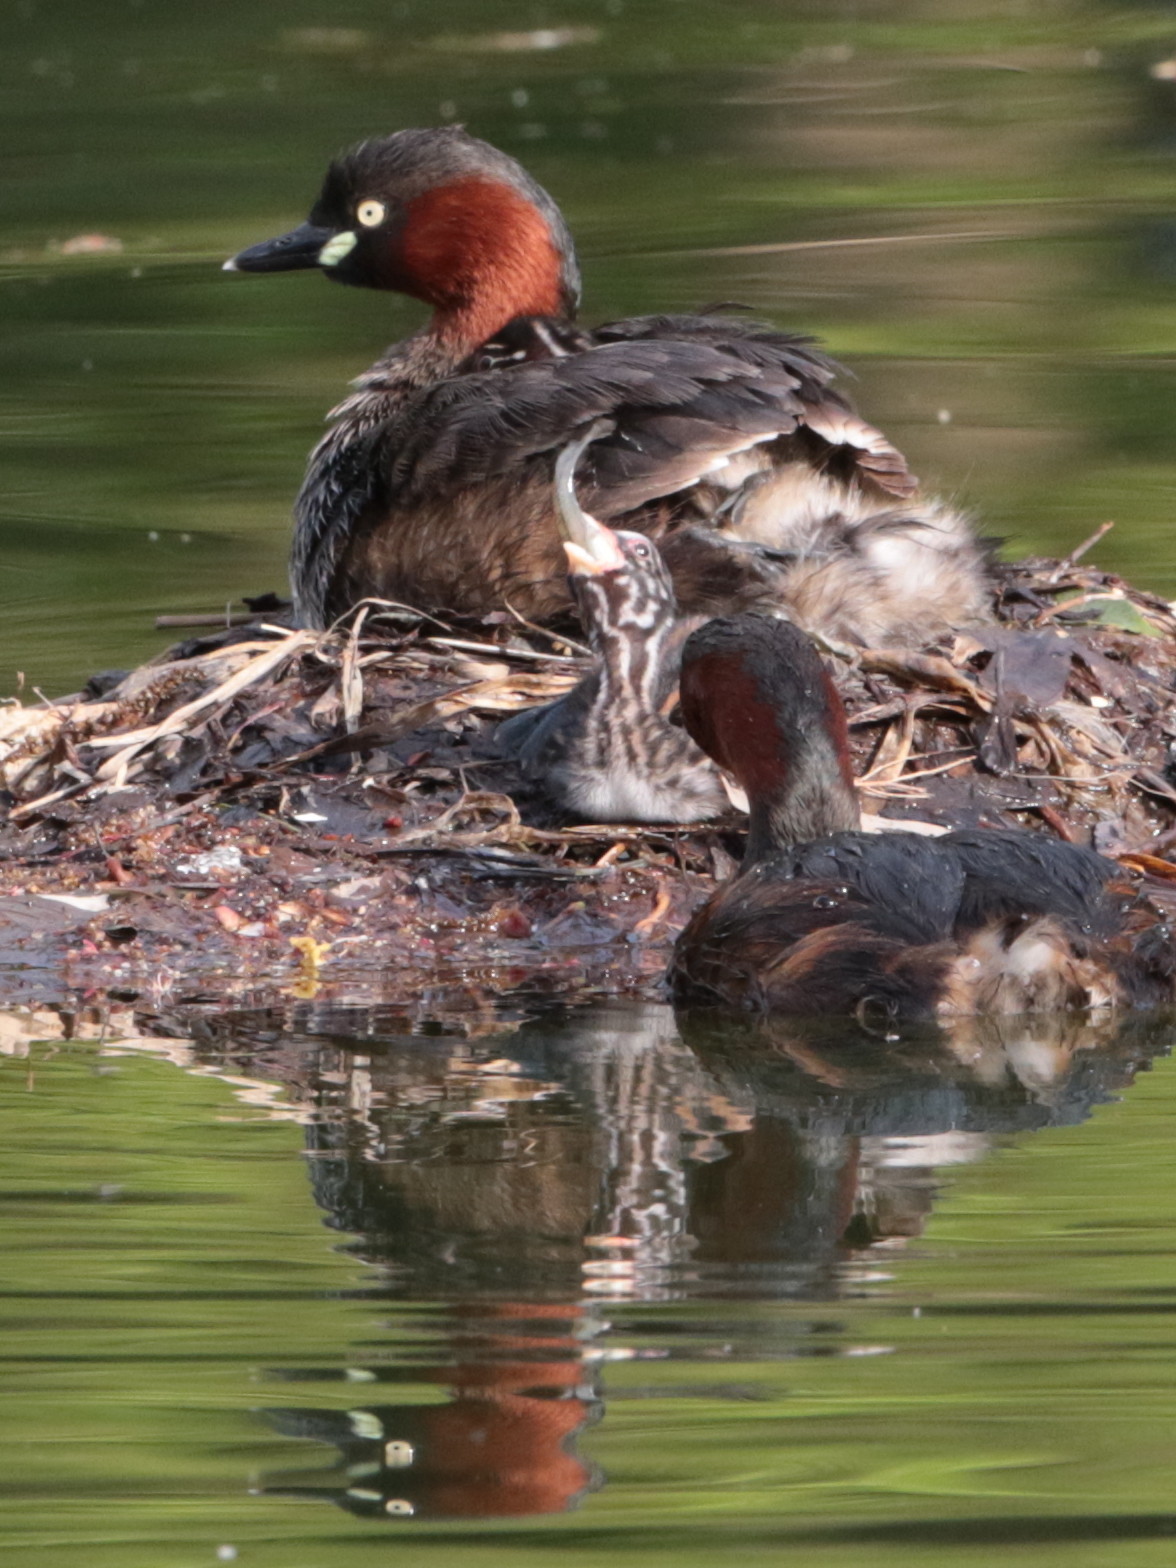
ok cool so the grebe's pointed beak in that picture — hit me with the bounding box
[555,420,626,575]
[223,221,339,273]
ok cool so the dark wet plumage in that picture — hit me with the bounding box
[669,615,1176,1018]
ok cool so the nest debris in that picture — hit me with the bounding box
[3,549,1176,1008]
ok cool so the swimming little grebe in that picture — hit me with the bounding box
[669,615,1175,1017]
[224,127,991,634]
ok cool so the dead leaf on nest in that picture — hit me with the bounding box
[290,934,331,966]
[288,933,332,998]
[976,630,1073,710]
[1117,852,1176,880]
[859,649,991,710]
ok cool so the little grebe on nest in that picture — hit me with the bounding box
[669,615,1176,1019]
[225,127,991,636]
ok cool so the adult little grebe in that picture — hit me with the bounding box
[225,127,991,633]
[669,615,1175,1018]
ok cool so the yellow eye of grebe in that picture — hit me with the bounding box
[357,199,386,228]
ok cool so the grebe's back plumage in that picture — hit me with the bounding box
[225,127,990,635]
[669,615,1175,1018]
[306,320,866,629]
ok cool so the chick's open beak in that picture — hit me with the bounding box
[555,420,626,575]
[563,534,626,575]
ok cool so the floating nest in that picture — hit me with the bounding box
[3,542,1176,1008]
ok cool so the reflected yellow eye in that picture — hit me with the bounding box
[356,199,386,228]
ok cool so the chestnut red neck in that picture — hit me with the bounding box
[397,176,574,351]
[226,129,582,360]
[678,615,860,862]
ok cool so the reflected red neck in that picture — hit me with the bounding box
[397,176,570,351]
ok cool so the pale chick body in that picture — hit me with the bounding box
[710,467,992,647]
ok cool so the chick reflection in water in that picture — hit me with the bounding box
[244,1002,1166,1520]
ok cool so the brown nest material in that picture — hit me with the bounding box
[3,544,1176,1009]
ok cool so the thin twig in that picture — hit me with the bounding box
[1045,520,1114,584]
[426,634,585,666]
[1033,590,1122,627]
[155,611,266,629]
[632,888,672,936]
[340,605,368,735]
[502,598,592,658]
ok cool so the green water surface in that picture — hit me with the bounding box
[4,1002,1176,1566]
[7,6,1176,1560]
[5,0,1176,692]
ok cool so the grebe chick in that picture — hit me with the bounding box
[500,425,726,824]
[669,614,1175,1018]
[225,127,990,635]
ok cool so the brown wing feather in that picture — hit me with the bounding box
[800,398,919,498]
[295,314,920,625]
[385,338,809,507]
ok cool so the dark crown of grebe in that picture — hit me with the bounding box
[226,127,581,349]
[679,613,859,862]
